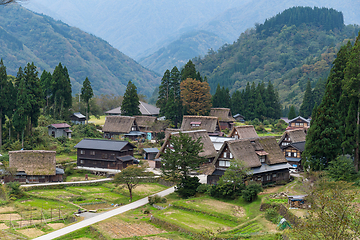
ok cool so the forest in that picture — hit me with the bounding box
[193,7,360,108]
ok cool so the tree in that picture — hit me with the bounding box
[288,105,296,119]
[81,77,94,124]
[218,159,250,192]
[231,90,243,115]
[327,155,358,182]
[241,182,263,202]
[121,80,141,116]
[180,78,212,116]
[175,176,200,198]
[299,80,314,118]
[40,70,52,115]
[290,181,360,239]
[181,60,197,81]
[113,165,148,202]
[161,132,207,180]
[156,69,170,115]
[0,59,9,149]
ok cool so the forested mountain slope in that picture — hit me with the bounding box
[193,7,360,107]
[0,4,160,97]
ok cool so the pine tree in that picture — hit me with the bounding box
[299,80,314,118]
[81,77,94,124]
[0,59,8,149]
[254,91,266,119]
[212,84,222,108]
[40,70,52,115]
[181,60,197,81]
[231,90,243,116]
[156,69,170,116]
[288,105,297,119]
[121,80,141,116]
[265,81,281,119]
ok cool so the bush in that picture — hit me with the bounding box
[265,208,281,224]
[7,182,23,199]
[255,125,266,133]
[148,194,167,205]
[196,183,210,194]
[327,155,359,182]
[175,176,200,198]
[72,124,102,138]
[210,182,244,199]
[241,182,263,202]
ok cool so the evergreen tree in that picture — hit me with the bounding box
[121,80,141,116]
[254,91,266,119]
[0,59,8,149]
[24,62,43,132]
[265,81,281,119]
[312,78,326,106]
[222,87,231,108]
[81,77,94,124]
[40,70,52,114]
[212,84,222,108]
[304,81,342,170]
[181,60,197,81]
[156,69,170,116]
[288,105,297,119]
[299,80,314,118]
[231,90,243,115]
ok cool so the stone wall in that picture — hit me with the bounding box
[9,150,56,175]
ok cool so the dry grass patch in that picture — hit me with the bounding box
[144,237,169,240]
[17,228,44,238]
[190,199,245,218]
[47,223,65,230]
[289,208,308,218]
[0,207,15,213]
[259,186,283,195]
[0,223,8,229]
[0,214,22,221]
[133,184,161,194]
[97,218,166,238]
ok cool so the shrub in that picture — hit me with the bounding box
[265,208,281,224]
[210,182,244,199]
[241,182,263,202]
[175,176,200,198]
[327,155,359,182]
[148,194,167,205]
[196,183,210,194]
[7,182,23,199]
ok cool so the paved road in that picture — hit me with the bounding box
[33,187,175,240]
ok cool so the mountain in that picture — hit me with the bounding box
[20,0,360,75]
[0,4,160,97]
[138,30,225,75]
[192,7,360,108]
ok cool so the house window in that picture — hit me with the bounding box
[219,160,231,167]
[295,122,300,126]
[257,177,262,181]
[293,152,297,157]
[266,175,271,181]
[273,174,277,178]
[80,150,85,155]
[90,151,95,156]
[287,152,291,157]
[102,153,108,159]
[224,152,227,158]
[259,155,266,163]
[80,160,84,164]
[190,122,201,127]
[229,152,233,159]
[132,126,136,131]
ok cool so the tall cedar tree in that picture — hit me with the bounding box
[121,80,141,116]
[40,70,52,115]
[212,84,231,108]
[156,69,170,116]
[167,66,182,128]
[51,63,72,120]
[299,80,314,118]
[264,81,281,119]
[288,105,297,119]
[13,74,30,148]
[304,80,342,170]
[24,62,43,133]
[160,132,206,180]
[231,90,244,115]
[181,60,198,81]
[81,77,94,124]
[180,78,212,116]
[0,59,8,149]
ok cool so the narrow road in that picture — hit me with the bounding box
[33,187,175,240]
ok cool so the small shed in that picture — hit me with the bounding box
[288,195,308,208]
[233,114,245,122]
[70,112,86,125]
[143,148,159,160]
[124,131,146,141]
[48,123,72,138]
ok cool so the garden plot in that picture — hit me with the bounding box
[17,228,44,238]
[97,219,166,239]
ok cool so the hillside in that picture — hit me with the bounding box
[0,4,160,97]
[193,7,360,108]
[20,0,360,75]
[139,30,225,75]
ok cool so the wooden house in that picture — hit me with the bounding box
[209,136,235,152]
[207,136,291,185]
[228,125,259,139]
[135,116,157,140]
[48,123,72,138]
[74,139,137,171]
[181,116,221,136]
[102,116,140,139]
[105,101,160,116]
[278,129,306,149]
[143,148,159,160]
[283,141,305,170]
[156,129,218,164]
[6,150,64,183]
[209,108,235,130]
[287,116,310,130]
[233,114,245,122]
[70,112,86,125]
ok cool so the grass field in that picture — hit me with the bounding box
[88,115,106,125]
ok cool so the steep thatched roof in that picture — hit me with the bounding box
[9,150,56,175]
[279,129,306,144]
[181,116,220,133]
[102,116,137,133]
[229,125,259,139]
[156,129,217,159]
[214,136,287,169]
[135,116,156,128]
[210,108,235,122]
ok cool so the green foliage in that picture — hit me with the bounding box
[299,80,313,118]
[81,77,94,123]
[212,84,231,108]
[327,155,358,182]
[7,182,23,199]
[210,182,244,200]
[148,194,167,205]
[241,182,263,202]
[175,176,200,198]
[196,183,211,194]
[160,132,207,180]
[287,105,297,119]
[71,123,102,139]
[121,80,141,116]
[265,208,281,224]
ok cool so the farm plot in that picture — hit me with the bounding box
[96,218,166,239]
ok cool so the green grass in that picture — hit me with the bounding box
[88,115,106,125]
[54,226,104,240]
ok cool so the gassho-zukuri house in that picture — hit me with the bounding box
[207,136,291,185]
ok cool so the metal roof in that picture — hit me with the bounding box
[56,168,65,175]
[105,101,159,116]
[74,139,136,151]
[286,157,302,162]
[72,112,86,119]
[117,155,136,162]
[49,123,71,128]
[124,131,146,136]
[252,163,292,175]
[143,148,159,153]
